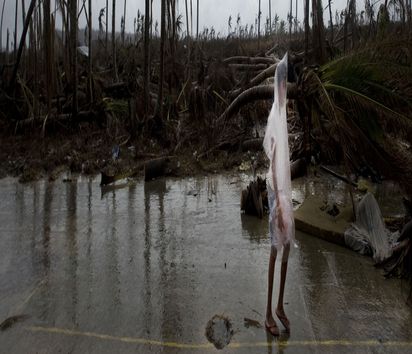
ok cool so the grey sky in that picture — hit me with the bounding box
[1,0,380,47]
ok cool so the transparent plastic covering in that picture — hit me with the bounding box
[344,193,392,262]
[263,53,295,250]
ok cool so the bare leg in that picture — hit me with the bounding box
[265,245,279,336]
[276,243,290,332]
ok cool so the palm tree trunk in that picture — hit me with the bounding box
[295,0,298,32]
[112,0,118,81]
[144,0,150,116]
[9,0,37,92]
[123,0,127,44]
[21,0,26,24]
[196,0,199,39]
[14,0,18,59]
[0,0,6,55]
[185,0,191,77]
[258,0,261,48]
[289,0,292,40]
[43,0,52,110]
[328,0,333,42]
[70,0,78,114]
[304,0,309,62]
[269,0,272,33]
[158,0,166,119]
[88,0,93,102]
[190,0,193,36]
[106,0,108,57]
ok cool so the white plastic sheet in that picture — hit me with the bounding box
[344,193,392,262]
[264,53,295,250]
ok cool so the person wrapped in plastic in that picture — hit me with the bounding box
[263,53,294,336]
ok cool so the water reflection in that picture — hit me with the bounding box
[1,174,411,352]
[240,213,267,244]
[265,330,290,354]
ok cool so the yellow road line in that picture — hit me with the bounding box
[27,326,412,349]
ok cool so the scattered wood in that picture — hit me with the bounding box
[241,138,263,151]
[14,110,97,130]
[228,63,269,71]
[240,176,266,218]
[100,165,141,186]
[241,159,307,217]
[223,56,275,65]
[320,165,358,187]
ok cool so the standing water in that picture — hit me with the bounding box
[0,174,411,353]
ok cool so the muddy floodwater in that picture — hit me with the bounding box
[0,173,411,353]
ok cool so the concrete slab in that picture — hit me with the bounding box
[0,175,411,353]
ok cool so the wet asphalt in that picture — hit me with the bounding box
[0,174,411,353]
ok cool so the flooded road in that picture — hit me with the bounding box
[0,174,411,353]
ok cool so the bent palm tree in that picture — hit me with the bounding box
[303,39,412,193]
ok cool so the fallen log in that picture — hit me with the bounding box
[223,56,276,65]
[241,138,264,151]
[144,156,179,181]
[320,165,358,187]
[228,63,269,71]
[218,83,298,122]
[15,110,97,129]
[249,62,279,87]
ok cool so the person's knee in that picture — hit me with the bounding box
[271,245,278,259]
[282,243,290,262]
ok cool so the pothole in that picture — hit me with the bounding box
[205,315,234,349]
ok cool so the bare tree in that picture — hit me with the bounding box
[14,0,18,58]
[269,0,272,33]
[185,0,191,76]
[21,0,26,24]
[88,0,93,102]
[70,0,78,114]
[112,0,118,81]
[304,0,309,62]
[144,0,150,116]
[295,0,298,32]
[43,0,52,110]
[289,0,292,39]
[106,0,108,54]
[122,0,127,44]
[158,0,166,119]
[258,0,261,48]
[9,0,37,91]
[0,0,6,53]
[196,0,199,39]
[328,0,333,42]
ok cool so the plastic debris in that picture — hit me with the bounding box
[263,53,295,250]
[344,193,393,262]
[112,145,120,161]
[77,46,89,57]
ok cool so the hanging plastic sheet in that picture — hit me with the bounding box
[263,53,295,251]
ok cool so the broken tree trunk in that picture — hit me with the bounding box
[9,0,37,93]
[144,156,179,181]
[223,56,276,65]
[241,159,307,217]
[219,83,298,122]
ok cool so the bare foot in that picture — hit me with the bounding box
[276,308,290,332]
[265,316,279,336]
